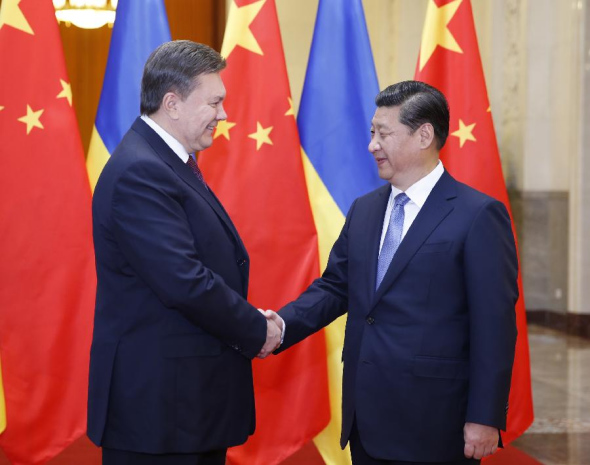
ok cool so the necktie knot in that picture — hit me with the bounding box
[394,192,410,208]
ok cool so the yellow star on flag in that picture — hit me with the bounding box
[214,120,236,140]
[0,106,4,111]
[451,119,476,148]
[57,79,73,106]
[221,0,266,59]
[284,97,295,117]
[248,121,273,150]
[419,0,462,71]
[17,105,44,134]
[0,0,34,35]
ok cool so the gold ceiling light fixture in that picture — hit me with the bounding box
[53,0,118,30]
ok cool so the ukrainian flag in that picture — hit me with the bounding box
[298,1,381,463]
[86,0,171,190]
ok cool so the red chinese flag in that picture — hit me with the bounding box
[0,0,95,463]
[199,0,330,464]
[414,0,534,443]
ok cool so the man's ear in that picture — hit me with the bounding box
[419,123,435,149]
[161,92,180,120]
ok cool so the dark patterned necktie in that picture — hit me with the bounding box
[186,155,207,188]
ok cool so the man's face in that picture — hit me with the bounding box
[174,72,226,153]
[368,105,424,186]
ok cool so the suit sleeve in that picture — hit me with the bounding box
[109,158,266,359]
[464,199,519,430]
[276,199,356,352]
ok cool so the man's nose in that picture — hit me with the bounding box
[368,140,379,153]
[217,103,227,121]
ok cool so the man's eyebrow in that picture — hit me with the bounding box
[372,121,389,129]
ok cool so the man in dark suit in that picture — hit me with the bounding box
[269,81,518,465]
[88,40,282,465]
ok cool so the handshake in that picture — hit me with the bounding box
[257,309,284,359]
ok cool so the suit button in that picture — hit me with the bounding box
[237,259,247,266]
[366,317,374,325]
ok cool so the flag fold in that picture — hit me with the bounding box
[200,1,330,464]
[0,0,95,462]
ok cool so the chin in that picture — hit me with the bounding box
[198,139,213,151]
[377,169,392,181]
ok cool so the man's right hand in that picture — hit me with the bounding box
[257,312,282,358]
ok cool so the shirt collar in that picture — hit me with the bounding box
[390,160,445,207]
[141,114,190,163]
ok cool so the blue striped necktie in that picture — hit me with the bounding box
[376,193,410,289]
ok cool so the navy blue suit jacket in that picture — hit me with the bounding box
[87,118,267,454]
[277,171,518,462]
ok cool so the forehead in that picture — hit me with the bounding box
[371,105,401,128]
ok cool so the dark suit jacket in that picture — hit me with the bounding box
[87,118,267,454]
[276,171,518,462]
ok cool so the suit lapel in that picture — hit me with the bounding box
[370,171,457,309]
[206,187,249,256]
[131,118,247,255]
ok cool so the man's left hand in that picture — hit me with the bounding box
[463,422,498,459]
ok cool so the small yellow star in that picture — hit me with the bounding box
[487,106,491,112]
[0,106,4,111]
[0,0,34,35]
[284,97,295,117]
[419,0,462,71]
[214,120,236,140]
[221,0,266,59]
[451,119,476,148]
[57,79,73,106]
[248,121,273,150]
[17,105,44,134]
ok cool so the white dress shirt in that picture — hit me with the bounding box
[141,114,191,163]
[379,161,445,253]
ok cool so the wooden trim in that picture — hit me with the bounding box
[527,310,590,339]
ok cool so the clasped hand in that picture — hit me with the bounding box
[257,309,284,359]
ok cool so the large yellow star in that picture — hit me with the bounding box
[284,97,295,117]
[221,0,265,59]
[57,79,73,106]
[17,105,44,134]
[451,119,476,148]
[419,0,462,71]
[0,106,4,111]
[248,121,273,150]
[214,120,236,140]
[0,0,34,35]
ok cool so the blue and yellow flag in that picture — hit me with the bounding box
[298,0,381,463]
[86,0,171,190]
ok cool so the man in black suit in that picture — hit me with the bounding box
[268,81,518,465]
[88,40,282,465]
